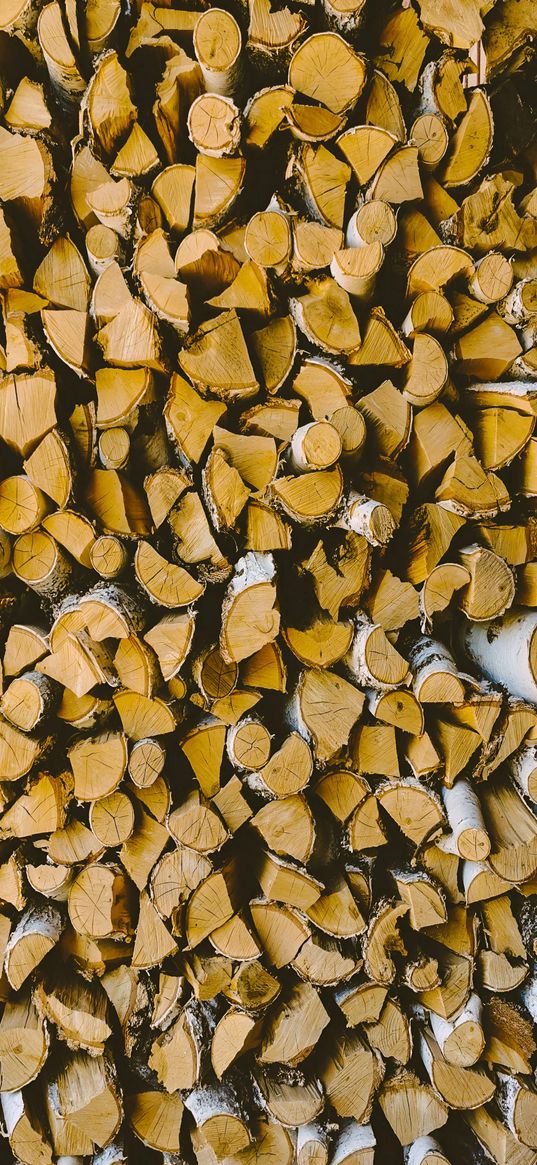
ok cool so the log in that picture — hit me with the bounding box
[0,2,536,1160]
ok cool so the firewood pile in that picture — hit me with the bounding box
[1,0,537,1162]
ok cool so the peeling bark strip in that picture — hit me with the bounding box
[0,1,536,1164]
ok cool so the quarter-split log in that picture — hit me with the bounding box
[0,1,536,1164]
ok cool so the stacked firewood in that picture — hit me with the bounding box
[0,0,537,1162]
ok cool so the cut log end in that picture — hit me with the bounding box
[0,2,535,1162]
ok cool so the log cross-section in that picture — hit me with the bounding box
[0,2,536,1164]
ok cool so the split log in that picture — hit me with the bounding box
[379,1070,448,1146]
[0,2,535,1160]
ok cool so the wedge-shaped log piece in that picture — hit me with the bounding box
[151,1002,205,1091]
[380,1069,448,1147]
[319,1030,383,1120]
[194,154,246,229]
[67,729,126,801]
[135,540,204,607]
[348,307,410,369]
[259,981,330,1065]
[2,1089,53,1164]
[442,90,493,188]
[68,864,135,940]
[220,552,279,664]
[291,667,364,763]
[293,144,350,229]
[377,781,445,846]
[0,369,57,457]
[291,279,360,354]
[480,775,537,885]
[420,1028,494,1110]
[127,1090,183,1153]
[248,0,306,59]
[5,903,62,990]
[180,310,258,401]
[0,990,49,1091]
[337,124,398,184]
[464,1105,537,1165]
[0,127,53,231]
